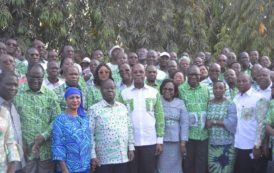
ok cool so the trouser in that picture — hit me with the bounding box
[183,139,208,173]
[129,144,156,173]
[234,148,268,173]
[94,163,129,173]
[25,159,54,173]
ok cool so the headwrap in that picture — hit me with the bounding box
[64,87,85,117]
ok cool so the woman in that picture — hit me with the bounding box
[52,87,91,173]
[89,63,121,105]
[199,65,208,81]
[171,70,185,87]
[60,57,74,79]
[206,80,237,173]
[0,106,20,173]
[157,79,189,173]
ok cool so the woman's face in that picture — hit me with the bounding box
[98,66,110,81]
[62,58,74,71]
[162,82,175,101]
[66,94,81,111]
[213,82,225,99]
[199,66,208,78]
[173,72,184,86]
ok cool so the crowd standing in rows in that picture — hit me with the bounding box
[1,38,274,173]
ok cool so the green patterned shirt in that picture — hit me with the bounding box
[15,59,28,75]
[89,86,122,106]
[179,82,209,140]
[14,85,61,161]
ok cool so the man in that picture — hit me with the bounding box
[178,56,190,76]
[167,60,178,78]
[54,66,90,111]
[6,38,18,57]
[107,46,124,84]
[257,68,272,101]
[193,57,204,66]
[145,65,160,89]
[159,52,170,73]
[251,63,262,89]
[231,62,242,75]
[0,71,25,172]
[233,73,268,173]
[61,45,74,59]
[121,63,164,173]
[250,50,259,65]
[239,52,252,76]
[90,79,134,173]
[47,50,58,62]
[0,54,16,73]
[0,42,7,55]
[216,54,227,80]
[259,56,271,68]
[43,61,64,90]
[224,69,238,100]
[92,49,104,63]
[137,48,147,66]
[16,47,40,75]
[146,50,166,81]
[170,51,177,61]
[86,59,100,87]
[201,63,222,99]
[32,39,47,69]
[179,65,209,173]
[227,52,237,68]
[117,63,133,91]
[14,63,61,173]
[127,52,138,67]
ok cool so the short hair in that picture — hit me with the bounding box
[60,57,74,75]
[94,63,113,86]
[159,79,179,98]
[27,63,45,75]
[170,70,183,79]
[63,65,79,76]
[213,80,226,89]
[0,71,18,83]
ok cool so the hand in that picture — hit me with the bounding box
[253,147,262,159]
[155,144,163,156]
[128,150,134,161]
[262,144,269,158]
[206,119,214,128]
[32,143,40,156]
[7,162,15,173]
[92,158,101,171]
[34,134,45,146]
[180,144,187,159]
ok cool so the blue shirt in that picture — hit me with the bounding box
[52,112,91,172]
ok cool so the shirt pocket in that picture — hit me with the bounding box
[124,99,134,112]
[145,98,156,112]
[189,112,198,127]
[241,107,254,120]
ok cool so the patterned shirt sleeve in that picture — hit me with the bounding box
[255,98,268,147]
[154,92,165,143]
[223,103,237,134]
[41,92,61,140]
[52,116,66,161]
[89,108,97,159]
[179,100,189,141]
[265,100,274,126]
[127,108,135,151]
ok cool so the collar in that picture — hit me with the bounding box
[258,82,272,91]
[185,82,202,90]
[241,87,254,96]
[24,84,46,94]
[131,83,150,90]
[102,99,119,107]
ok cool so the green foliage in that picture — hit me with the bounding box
[1,0,274,58]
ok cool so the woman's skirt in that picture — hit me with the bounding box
[157,141,183,173]
[208,144,236,173]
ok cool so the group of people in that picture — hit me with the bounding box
[0,38,274,173]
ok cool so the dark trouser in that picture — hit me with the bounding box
[129,145,156,173]
[183,139,208,173]
[234,148,268,173]
[25,159,54,173]
[94,163,128,173]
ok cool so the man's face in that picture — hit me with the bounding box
[217,55,227,69]
[167,61,178,76]
[65,67,79,86]
[231,63,241,74]
[239,53,250,68]
[128,53,138,67]
[0,75,19,101]
[179,59,190,71]
[224,69,237,84]
[132,64,145,85]
[146,66,157,82]
[47,62,59,78]
[101,80,116,103]
[93,50,104,63]
[260,56,271,68]
[90,59,100,74]
[194,57,203,66]
[257,69,271,89]
[27,48,40,64]
[250,51,259,65]
[34,40,47,58]
[209,64,221,81]
[116,53,128,65]
[47,51,58,61]
[63,46,74,59]
[27,67,44,92]
[146,51,157,66]
[237,75,251,93]
[119,64,131,81]
[6,39,18,55]
[0,54,16,72]
[159,56,170,69]
[187,67,201,87]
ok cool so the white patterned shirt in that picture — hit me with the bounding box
[89,100,134,165]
